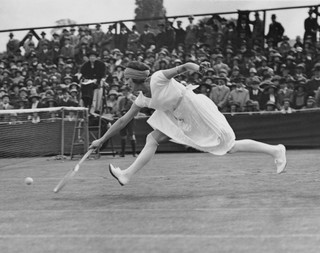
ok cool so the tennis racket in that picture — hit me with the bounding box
[53,149,94,193]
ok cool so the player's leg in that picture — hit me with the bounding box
[127,119,137,157]
[109,130,170,185]
[228,139,287,173]
[119,127,127,157]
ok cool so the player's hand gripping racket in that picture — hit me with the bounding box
[53,149,94,193]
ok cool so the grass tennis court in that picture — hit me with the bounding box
[1,150,320,252]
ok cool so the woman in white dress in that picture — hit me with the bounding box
[89,61,287,186]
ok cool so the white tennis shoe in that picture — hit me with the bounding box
[109,164,129,186]
[275,144,287,174]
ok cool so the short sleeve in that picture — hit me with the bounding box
[134,91,149,108]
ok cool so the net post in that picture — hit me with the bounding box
[61,107,65,157]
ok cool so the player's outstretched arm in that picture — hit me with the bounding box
[89,104,141,150]
[162,61,210,80]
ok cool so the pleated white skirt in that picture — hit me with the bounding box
[147,89,236,155]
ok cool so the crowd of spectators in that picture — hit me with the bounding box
[1,7,320,124]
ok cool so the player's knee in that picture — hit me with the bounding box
[146,133,159,146]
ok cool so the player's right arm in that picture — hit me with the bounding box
[89,103,141,149]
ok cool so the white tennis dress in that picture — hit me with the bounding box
[134,71,236,155]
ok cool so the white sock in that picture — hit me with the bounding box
[123,133,159,179]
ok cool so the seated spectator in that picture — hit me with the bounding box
[228,78,249,112]
[263,100,278,112]
[277,78,294,107]
[280,98,296,114]
[15,98,29,109]
[305,62,320,96]
[244,99,260,112]
[8,113,22,125]
[69,88,80,106]
[292,83,308,109]
[58,89,77,107]
[209,73,230,112]
[259,81,280,110]
[29,93,42,109]
[247,76,262,109]
[229,101,241,114]
[30,112,41,124]
[105,90,119,115]
[301,96,317,109]
[0,93,14,110]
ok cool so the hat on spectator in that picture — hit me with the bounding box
[296,63,305,70]
[115,65,125,70]
[1,93,10,99]
[19,87,28,93]
[63,75,73,81]
[87,50,99,57]
[250,76,261,85]
[69,82,80,90]
[46,98,58,107]
[266,100,277,108]
[69,88,78,94]
[216,53,223,59]
[29,93,41,100]
[296,47,303,52]
[259,80,274,89]
[249,67,257,74]
[107,90,119,97]
[313,62,320,71]
[188,15,194,20]
[307,96,316,103]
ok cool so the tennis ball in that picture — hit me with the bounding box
[25,177,33,185]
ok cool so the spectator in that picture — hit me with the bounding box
[102,25,116,52]
[247,76,263,109]
[80,50,106,110]
[209,73,230,112]
[139,24,156,51]
[6,33,20,58]
[60,37,75,59]
[69,27,79,47]
[105,89,119,115]
[302,96,317,109]
[0,93,14,110]
[280,98,296,113]
[228,78,250,111]
[249,12,264,46]
[155,23,167,51]
[117,85,137,157]
[116,23,129,53]
[37,31,50,52]
[185,15,199,51]
[29,93,42,109]
[259,81,280,110]
[174,20,186,49]
[266,14,285,47]
[212,54,230,75]
[165,21,176,52]
[37,41,53,64]
[264,100,278,112]
[127,25,140,54]
[277,78,294,107]
[305,62,320,96]
[303,7,319,45]
[91,24,105,51]
[292,82,308,109]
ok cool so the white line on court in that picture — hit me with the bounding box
[0,207,320,212]
[0,234,320,239]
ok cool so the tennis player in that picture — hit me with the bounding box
[89,61,287,186]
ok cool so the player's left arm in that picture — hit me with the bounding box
[162,62,210,80]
